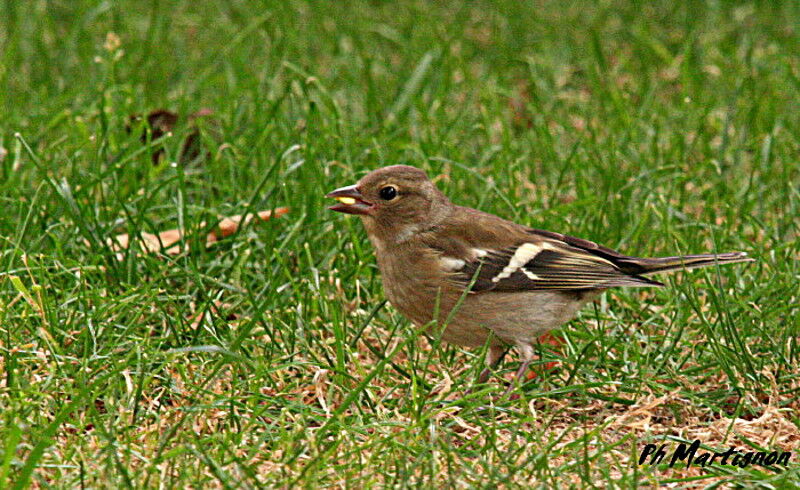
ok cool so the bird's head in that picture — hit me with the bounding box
[326,165,450,244]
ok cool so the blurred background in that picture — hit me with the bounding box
[1,1,798,487]
[4,1,797,229]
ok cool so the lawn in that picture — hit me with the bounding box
[1,0,799,487]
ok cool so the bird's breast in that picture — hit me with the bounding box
[376,246,457,326]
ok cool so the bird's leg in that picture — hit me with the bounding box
[503,343,535,397]
[477,345,508,384]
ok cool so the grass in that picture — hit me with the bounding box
[1,0,799,487]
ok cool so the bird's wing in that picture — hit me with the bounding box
[440,228,663,292]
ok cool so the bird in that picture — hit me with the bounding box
[326,165,753,392]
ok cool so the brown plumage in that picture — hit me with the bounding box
[327,165,753,391]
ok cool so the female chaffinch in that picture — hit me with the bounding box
[327,165,752,391]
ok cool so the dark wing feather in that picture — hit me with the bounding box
[528,229,753,274]
[455,240,663,292]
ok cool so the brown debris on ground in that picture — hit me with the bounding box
[127,108,220,164]
[97,207,289,256]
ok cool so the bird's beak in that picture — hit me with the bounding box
[326,184,374,215]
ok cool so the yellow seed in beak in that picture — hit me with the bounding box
[336,197,356,205]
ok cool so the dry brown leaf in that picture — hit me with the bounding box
[209,209,289,241]
[181,108,220,163]
[107,228,184,255]
[100,207,289,257]
[127,108,220,164]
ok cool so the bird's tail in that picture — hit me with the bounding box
[618,251,754,275]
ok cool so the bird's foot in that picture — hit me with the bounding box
[525,332,563,380]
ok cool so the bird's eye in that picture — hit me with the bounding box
[378,186,397,200]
